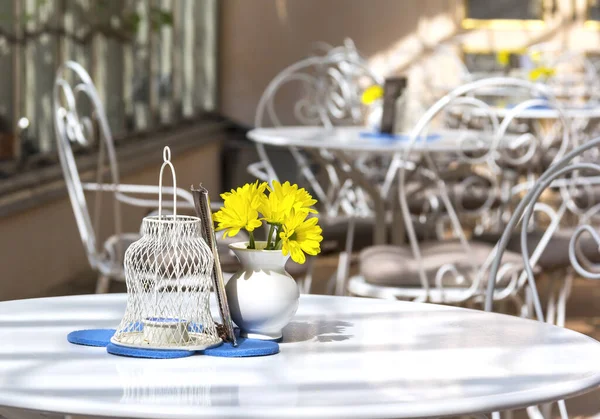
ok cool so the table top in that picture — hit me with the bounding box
[465,104,600,120]
[1,294,600,419]
[248,126,515,153]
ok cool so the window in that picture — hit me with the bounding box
[462,0,547,29]
[586,0,600,28]
[0,0,217,175]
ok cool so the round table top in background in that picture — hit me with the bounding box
[463,104,600,120]
[248,126,515,153]
[1,294,600,419]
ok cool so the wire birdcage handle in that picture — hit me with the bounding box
[158,146,177,218]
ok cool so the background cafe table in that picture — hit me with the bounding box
[247,126,511,153]
[248,126,518,245]
[457,103,600,136]
[1,294,600,419]
[466,103,600,120]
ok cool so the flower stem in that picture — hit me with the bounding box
[266,224,275,250]
[248,231,256,249]
[273,226,282,250]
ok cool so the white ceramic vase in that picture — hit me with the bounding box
[225,241,300,340]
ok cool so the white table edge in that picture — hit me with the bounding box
[0,294,600,419]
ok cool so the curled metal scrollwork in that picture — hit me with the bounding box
[54,60,122,267]
[487,136,600,321]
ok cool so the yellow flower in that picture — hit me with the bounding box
[361,85,384,105]
[280,211,323,264]
[529,50,542,64]
[496,50,511,67]
[260,181,317,225]
[529,66,556,81]
[213,181,267,238]
[259,189,295,225]
[220,180,266,209]
[496,49,526,67]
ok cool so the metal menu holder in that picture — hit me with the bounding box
[191,185,237,347]
[380,77,407,134]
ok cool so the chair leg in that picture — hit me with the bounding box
[300,257,315,294]
[525,405,544,419]
[545,275,557,325]
[335,217,356,296]
[557,399,568,419]
[95,275,111,294]
[556,272,573,328]
[335,252,349,296]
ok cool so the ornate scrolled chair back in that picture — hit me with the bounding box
[54,61,121,269]
[487,133,600,324]
[390,77,569,301]
[250,50,382,217]
[255,51,382,130]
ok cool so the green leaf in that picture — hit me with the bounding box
[123,12,141,34]
[21,13,34,23]
[158,11,173,26]
[149,8,173,30]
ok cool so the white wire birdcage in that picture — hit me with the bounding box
[111,147,221,351]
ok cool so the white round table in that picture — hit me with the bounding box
[463,104,600,120]
[247,126,518,246]
[248,126,513,153]
[1,294,600,419]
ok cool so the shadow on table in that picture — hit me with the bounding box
[282,319,352,343]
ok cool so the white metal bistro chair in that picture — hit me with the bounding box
[482,140,600,419]
[54,61,204,293]
[487,134,600,322]
[248,47,384,294]
[348,77,570,307]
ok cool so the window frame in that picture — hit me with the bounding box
[585,0,600,29]
[460,0,548,30]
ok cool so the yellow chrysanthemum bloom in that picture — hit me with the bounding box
[220,180,266,209]
[260,181,317,225]
[528,67,556,81]
[213,181,267,238]
[259,190,295,225]
[361,85,384,105]
[280,211,323,264]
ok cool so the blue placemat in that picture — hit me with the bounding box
[505,103,551,110]
[505,103,596,111]
[67,328,280,358]
[202,338,279,357]
[67,329,116,347]
[360,132,441,142]
[107,343,196,359]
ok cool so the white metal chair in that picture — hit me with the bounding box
[348,77,570,307]
[248,46,383,294]
[488,134,600,319]
[54,61,201,293]
[483,138,600,419]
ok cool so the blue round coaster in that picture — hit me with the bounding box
[106,343,195,359]
[202,338,279,357]
[67,329,115,347]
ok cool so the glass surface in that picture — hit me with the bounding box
[465,0,542,20]
[590,0,600,20]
